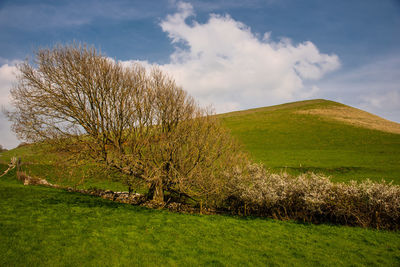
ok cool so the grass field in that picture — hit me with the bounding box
[220,99,400,183]
[1,164,399,266]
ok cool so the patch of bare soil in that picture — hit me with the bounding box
[296,106,400,134]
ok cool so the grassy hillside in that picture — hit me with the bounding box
[1,99,400,265]
[1,165,399,266]
[219,99,400,183]
[1,99,399,189]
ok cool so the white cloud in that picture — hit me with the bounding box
[0,62,18,108]
[315,56,400,122]
[145,2,340,112]
[0,61,20,149]
[358,90,400,123]
[360,91,400,111]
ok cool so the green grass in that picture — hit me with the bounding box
[219,99,400,183]
[0,144,131,192]
[1,164,399,266]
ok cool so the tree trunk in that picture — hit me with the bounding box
[128,185,133,195]
[148,179,164,202]
[17,157,21,172]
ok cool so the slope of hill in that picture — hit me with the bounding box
[2,99,399,187]
[219,99,400,183]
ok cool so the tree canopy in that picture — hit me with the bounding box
[7,43,248,204]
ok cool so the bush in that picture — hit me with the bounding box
[225,164,400,230]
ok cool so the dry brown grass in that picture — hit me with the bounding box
[218,99,327,118]
[296,105,400,134]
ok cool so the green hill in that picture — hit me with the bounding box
[1,99,399,189]
[219,99,400,183]
[1,99,400,265]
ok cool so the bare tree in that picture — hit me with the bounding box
[6,43,248,205]
[0,145,8,152]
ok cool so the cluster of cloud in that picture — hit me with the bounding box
[315,56,400,122]
[360,91,400,115]
[0,60,19,149]
[0,62,17,108]
[146,2,341,112]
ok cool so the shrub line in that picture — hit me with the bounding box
[9,158,400,230]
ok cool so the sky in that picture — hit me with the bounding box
[0,0,399,149]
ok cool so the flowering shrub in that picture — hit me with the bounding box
[225,164,400,230]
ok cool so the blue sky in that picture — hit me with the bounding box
[0,0,400,148]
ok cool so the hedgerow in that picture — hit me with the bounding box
[225,164,400,230]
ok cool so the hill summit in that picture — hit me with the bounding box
[221,99,400,134]
[219,99,400,183]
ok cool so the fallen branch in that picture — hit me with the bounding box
[0,157,18,177]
